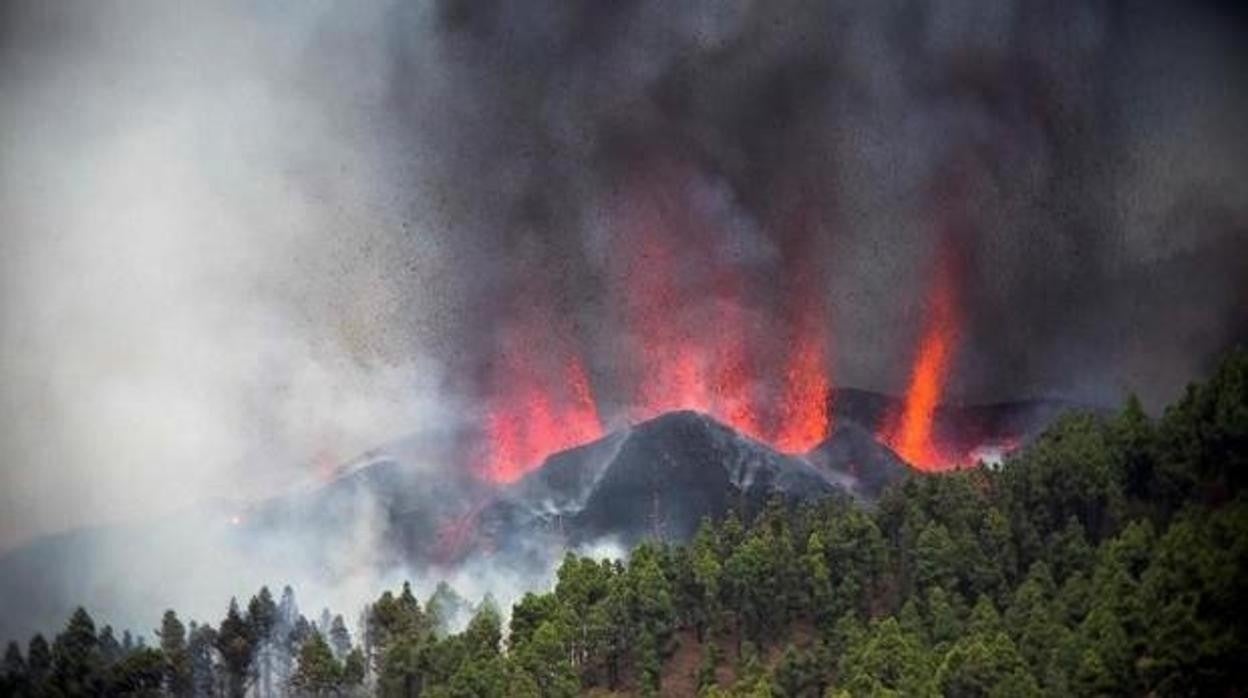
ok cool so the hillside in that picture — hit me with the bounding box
[3,349,1246,696]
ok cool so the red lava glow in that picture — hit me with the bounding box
[885,245,961,471]
[770,193,833,454]
[479,312,603,484]
[474,162,840,485]
[608,163,834,455]
[473,164,1023,483]
[773,323,831,452]
[470,161,995,481]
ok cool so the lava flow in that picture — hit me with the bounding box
[885,242,961,471]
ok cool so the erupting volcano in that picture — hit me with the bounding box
[472,165,842,483]
[606,164,836,456]
[472,166,994,481]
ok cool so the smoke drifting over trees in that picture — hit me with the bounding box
[0,0,1245,652]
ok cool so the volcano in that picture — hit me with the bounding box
[0,393,1080,643]
[254,392,1081,565]
[443,391,1083,558]
[473,410,848,553]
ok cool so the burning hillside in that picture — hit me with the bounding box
[469,161,989,483]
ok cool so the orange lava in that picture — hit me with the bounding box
[475,164,841,483]
[479,312,603,484]
[769,193,833,454]
[887,250,960,471]
[610,162,831,452]
[773,325,831,452]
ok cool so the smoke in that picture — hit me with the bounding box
[387,0,1248,412]
[1,0,1246,644]
[0,1,438,547]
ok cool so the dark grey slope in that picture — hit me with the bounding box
[806,421,910,500]
[238,453,495,567]
[502,429,632,517]
[479,411,845,550]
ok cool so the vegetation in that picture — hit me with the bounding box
[2,349,1246,697]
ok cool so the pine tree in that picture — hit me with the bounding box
[724,533,774,649]
[328,615,352,660]
[342,647,366,690]
[248,587,278,698]
[97,625,122,667]
[426,581,468,638]
[913,521,958,593]
[553,553,611,671]
[444,655,511,698]
[935,632,1041,697]
[367,580,431,681]
[462,602,501,660]
[636,630,660,697]
[2,641,28,696]
[215,598,255,698]
[1157,347,1247,499]
[838,617,930,696]
[629,543,677,661]
[368,582,434,698]
[773,644,814,698]
[697,640,720,693]
[691,519,724,642]
[515,621,578,698]
[186,622,218,698]
[27,633,51,686]
[289,633,341,697]
[967,596,1003,638]
[1049,517,1095,585]
[276,585,300,690]
[1113,393,1157,504]
[51,607,102,697]
[159,609,192,698]
[924,585,962,647]
[105,647,165,696]
[507,592,558,654]
[1004,564,1056,652]
[803,530,835,633]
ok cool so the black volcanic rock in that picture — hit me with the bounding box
[806,422,910,500]
[478,411,846,550]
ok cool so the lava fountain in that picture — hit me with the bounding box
[478,304,604,484]
[472,161,841,483]
[609,160,833,452]
[770,192,833,454]
[885,237,961,471]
